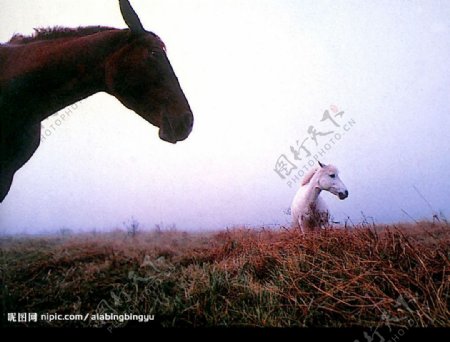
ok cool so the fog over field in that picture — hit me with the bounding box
[1,0,449,233]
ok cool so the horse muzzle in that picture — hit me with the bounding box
[159,112,194,144]
[338,190,349,200]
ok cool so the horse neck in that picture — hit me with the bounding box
[0,30,129,126]
[302,172,322,207]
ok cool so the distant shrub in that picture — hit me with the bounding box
[124,217,140,237]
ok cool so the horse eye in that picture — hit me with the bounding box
[150,49,163,58]
[330,174,336,178]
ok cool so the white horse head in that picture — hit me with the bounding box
[316,161,349,200]
[291,161,348,232]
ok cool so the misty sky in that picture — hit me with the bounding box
[1,0,449,234]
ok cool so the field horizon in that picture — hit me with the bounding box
[1,221,449,328]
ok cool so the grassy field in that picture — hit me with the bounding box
[1,222,449,328]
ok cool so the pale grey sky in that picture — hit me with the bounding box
[1,0,449,233]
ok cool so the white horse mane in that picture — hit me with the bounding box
[301,167,319,186]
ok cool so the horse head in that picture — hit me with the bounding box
[105,0,193,143]
[317,161,349,200]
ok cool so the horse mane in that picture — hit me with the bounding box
[301,167,319,186]
[8,26,117,44]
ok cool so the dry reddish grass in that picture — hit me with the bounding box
[209,222,449,326]
[1,222,449,327]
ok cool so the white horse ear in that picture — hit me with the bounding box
[318,161,326,168]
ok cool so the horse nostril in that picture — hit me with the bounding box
[176,112,193,134]
[174,112,193,138]
[183,112,194,130]
[338,191,348,200]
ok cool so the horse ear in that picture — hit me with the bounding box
[318,161,326,168]
[119,0,146,34]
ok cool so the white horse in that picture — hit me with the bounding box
[291,161,348,233]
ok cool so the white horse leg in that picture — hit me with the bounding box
[300,213,316,233]
[291,216,300,230]
[314,197,330,228]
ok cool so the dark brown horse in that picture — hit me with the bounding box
[0,0,193,203]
